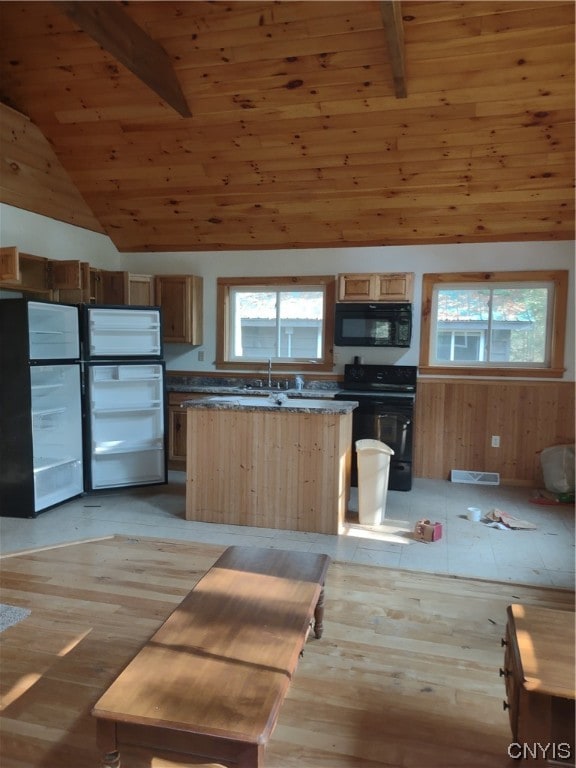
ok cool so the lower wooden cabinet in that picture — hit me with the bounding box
[501,604,575,765]
[168,404,187,470]
[168,393,205,470]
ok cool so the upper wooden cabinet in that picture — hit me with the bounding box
[154,275,203,344]
[338,272,414,302]
[57,261,91,304]
[0,248,156,308]
[0,246,85,300]
[89,270,155,305]
[0,246,20,282]
[127,274,155,306]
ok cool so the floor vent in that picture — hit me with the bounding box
[451,470,500,486]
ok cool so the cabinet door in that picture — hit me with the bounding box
[127,274,154,306]
[100,270,129,304]
[374,273,414,302]
[0,246,20,282]
[89,269,103,303]
[57,262,91,304]
[338,274,374,301]
[18,254,52,298]
[168,405,187,469]
[49,260,83,290]
[155,275,203,344]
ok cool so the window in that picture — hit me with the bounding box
[217,276,336,372]
[420,271,568,378]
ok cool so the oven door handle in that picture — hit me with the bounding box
[371,400,413,407]
[374,408,412,421]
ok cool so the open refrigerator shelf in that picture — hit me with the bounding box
[33,456,80,473]
[91,403,162,414]
[93,439,164,455]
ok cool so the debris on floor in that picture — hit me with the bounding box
[485,508,537,530]
[530,488,575,505]
[413,518,443,542]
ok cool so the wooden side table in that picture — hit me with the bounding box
[502,604,575,765]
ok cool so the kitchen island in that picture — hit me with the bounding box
[182,395,357,534]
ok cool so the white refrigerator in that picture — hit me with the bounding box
[81,305,167,492]
[0,299,84,517]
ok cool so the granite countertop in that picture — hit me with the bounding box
[169,384,339,399]
[180,394,358,414]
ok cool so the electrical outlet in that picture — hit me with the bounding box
[491,435,500,448]
[198,350,204,361]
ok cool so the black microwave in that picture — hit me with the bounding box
[334,302,412,347]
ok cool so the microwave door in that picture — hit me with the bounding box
[342,317,368,340]
[335,302,412,347]
[339,316,392,345]
[373,319,392,344]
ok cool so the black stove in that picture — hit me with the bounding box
[335,364,417,491]
[338,364,417,399]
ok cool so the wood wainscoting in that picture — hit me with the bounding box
[413,378,575,486]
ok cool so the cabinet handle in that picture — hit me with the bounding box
[501,638,508,647]
[499,668,510,678]
[503,700,510,711]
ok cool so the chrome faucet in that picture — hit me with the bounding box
[295,375,304,391]
[267,358,272,388]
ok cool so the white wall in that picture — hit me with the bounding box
[1,203,574,380]
[0,204,121,268]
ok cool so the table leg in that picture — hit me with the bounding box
[237,742,265,767]
[96,720,120,768]
[101,751,121,768]
[314,585,325,638]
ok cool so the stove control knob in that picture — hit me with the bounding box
[350,366,364,381]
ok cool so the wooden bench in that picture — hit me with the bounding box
[92,545,330,767]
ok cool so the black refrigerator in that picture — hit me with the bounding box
[0,300,167,517]
[80,304,167,493]
[0,298,84,517]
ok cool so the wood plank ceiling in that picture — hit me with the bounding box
[0,1,574,252]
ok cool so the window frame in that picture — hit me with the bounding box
[216,275,336,372]
[419,270,568,378]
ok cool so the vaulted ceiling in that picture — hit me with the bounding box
[0,1,574,252]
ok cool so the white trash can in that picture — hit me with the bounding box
[355,439,395,525]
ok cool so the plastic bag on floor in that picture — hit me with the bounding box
[540,444,575,494]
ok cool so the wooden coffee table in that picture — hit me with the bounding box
[92,545,330,767]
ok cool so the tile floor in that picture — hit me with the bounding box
[1,472,574,589]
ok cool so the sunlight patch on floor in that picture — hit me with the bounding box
[341,519,413,545]
[1,672,42,709]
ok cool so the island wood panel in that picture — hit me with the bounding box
[185,408,351,534]
[0,2,573,252]
[1,536,574,768]
[413,379,575,486]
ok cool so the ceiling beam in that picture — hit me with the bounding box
[380,1,407,99]
[55,1,191,117]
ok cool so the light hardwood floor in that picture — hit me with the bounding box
[0,536,574,768]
